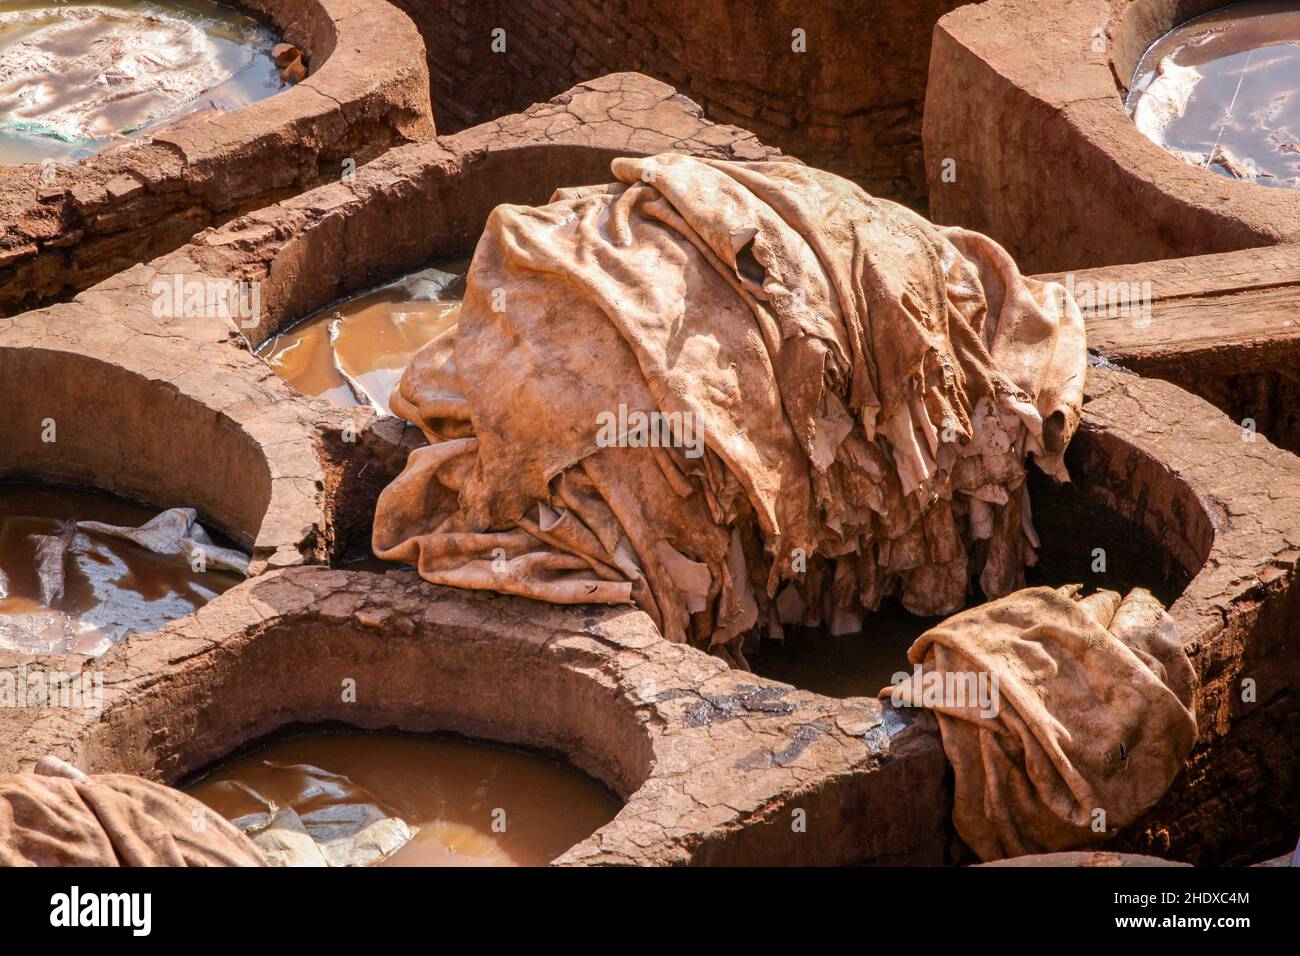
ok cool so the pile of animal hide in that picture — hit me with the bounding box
[881,585,1198,861]
[78,506,250,575]
[0,757,263,866]
[373,153,1086,663]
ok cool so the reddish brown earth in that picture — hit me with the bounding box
[0,0,434,318]
[18,569,951,866]
[1072,371,1300,865]
[1037,245,1299,864]
[0,70,1295,865]
[979,851,1189,867]
[925,0,1300,274]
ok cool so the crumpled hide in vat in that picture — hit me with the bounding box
[0,506,249,656]
[1132,57,1202,147]
[374,154,1086,663]
[880,586,1197,862]
[79,507,250,575]
[0,757,263,866]
[203,762,417,867]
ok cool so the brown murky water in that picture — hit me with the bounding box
[751,480,1185,700]
[187,731,623,867]
[0,483,242,655]
[750,602,939,701]
[0,0,285,165]
[257,260,469,415]
[1127,0,1300,188]
[335,553,403,574]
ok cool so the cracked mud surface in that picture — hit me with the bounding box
[0,69,1295,865]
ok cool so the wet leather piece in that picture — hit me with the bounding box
[0,757,263,867]
[881,585,1197,861]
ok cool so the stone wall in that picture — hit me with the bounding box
[388,0,964,209]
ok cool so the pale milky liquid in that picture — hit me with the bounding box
[0,0,284,165]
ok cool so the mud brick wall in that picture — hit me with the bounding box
[391,0,964,209]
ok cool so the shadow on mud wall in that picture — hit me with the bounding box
[393,0,965,210]
[1164,369,1300,458]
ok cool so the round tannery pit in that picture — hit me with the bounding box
[0,0,434,317]
[6,76,1282,868]
[1127,0,1300,190]
[0,481,243,656]
[925,0,1300,273]
[750,433,1198,699]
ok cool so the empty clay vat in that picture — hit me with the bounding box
[388,0,965,208]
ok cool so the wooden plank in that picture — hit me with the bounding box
[1034,243,1300,366]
